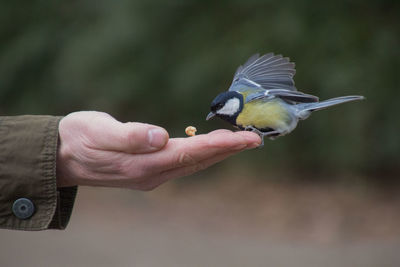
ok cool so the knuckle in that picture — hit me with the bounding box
[177,152,197,167]
[125,130,140,148]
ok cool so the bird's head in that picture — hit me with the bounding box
[206,91,244,124]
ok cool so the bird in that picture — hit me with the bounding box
[206,52,364,146]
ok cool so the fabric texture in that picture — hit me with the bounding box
[0,115,77,230]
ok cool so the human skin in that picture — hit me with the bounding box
[56,111,261,190]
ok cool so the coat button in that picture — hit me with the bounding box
[12,198,35,219]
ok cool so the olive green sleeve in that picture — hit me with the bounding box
[0,115,77,230]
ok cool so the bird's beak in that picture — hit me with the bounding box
[206,112,216,121]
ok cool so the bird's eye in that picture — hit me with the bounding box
[217,103,224,109]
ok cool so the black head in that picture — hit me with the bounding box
[207,91,244,124]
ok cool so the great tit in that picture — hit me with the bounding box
[206,53,364,145]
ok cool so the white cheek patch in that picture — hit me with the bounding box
[217,98,240,116]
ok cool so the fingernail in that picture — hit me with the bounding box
[148,128,168,148]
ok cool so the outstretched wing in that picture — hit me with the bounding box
[245,89,319,103]
[229,53,318,103]
[229,53,296,92]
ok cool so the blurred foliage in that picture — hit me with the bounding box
[0,0,399,182]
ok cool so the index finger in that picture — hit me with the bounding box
[137,130,261,172]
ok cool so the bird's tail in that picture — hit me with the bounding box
[296,95,365,119]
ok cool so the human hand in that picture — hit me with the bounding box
[56,111,261,190]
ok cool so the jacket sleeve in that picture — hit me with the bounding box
[0,115,77,230]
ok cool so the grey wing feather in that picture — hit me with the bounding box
[246,89,319,104]
[229,53,297,91]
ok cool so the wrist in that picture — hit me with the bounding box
[56,132,77,187]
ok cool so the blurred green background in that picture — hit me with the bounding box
[2,1,400,267]
[1,0,399,183]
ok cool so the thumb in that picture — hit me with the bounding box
[110,122,169,153]
[86,115,169,153]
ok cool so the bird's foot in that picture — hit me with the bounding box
[244,127,282,147]
[244,126,265,148]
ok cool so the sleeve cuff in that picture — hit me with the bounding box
[48,186,78,229]
[0,116,77,230]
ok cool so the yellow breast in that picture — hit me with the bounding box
[236,99,291,130]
